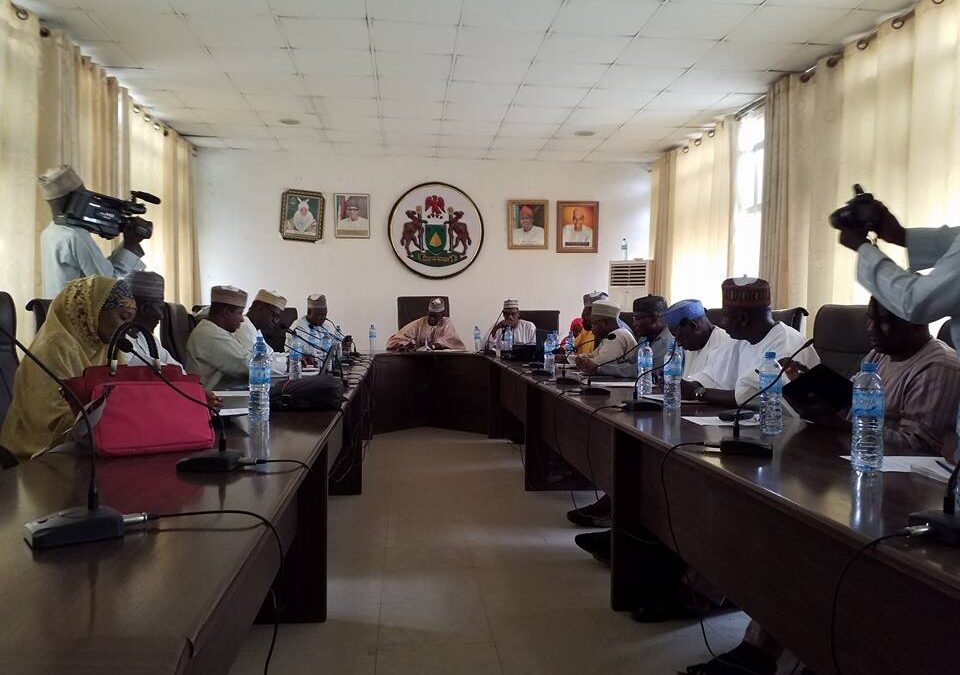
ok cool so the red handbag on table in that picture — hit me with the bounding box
[62,322,216,457]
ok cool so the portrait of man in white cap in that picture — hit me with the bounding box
[336,194,370,238]
[38,165,147,296]
[386,297,465,352]
[281,190,323,241]
[559,202,598,252]
[508,201,547,249]
[484,299,537,350]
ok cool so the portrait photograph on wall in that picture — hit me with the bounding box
[335,193,371,239]
[280,189,324,242]
[507,199,548,250]
[557,200,599,253]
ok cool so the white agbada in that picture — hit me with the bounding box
[286,316,326,354]
[235,319,274,356]
[485,319,537,350]
[562,224,593,246]
[512,227,545,246]
[682,326,733,382]
[695,322,820,404]
[185,319,251,390]
[590,327,638,378]
[120,331,184,373]
[290,201,316,232]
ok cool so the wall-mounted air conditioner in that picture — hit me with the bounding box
[608,259,651,309]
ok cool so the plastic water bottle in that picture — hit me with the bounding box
[543,332,557,377]
[663,340,683,410]
[851,362,885,471]
[368,324,377,354]
[636,340,654,398]
[473,325,482,352]
[288,346,302,380]
[759,351,783,435]
[620,238,628,260]
[334,325,343,361]
[248,334,271,423]
[321,330,334,372]
[503,325,514,353]
[308,324,320,360]
[565,331,575,357]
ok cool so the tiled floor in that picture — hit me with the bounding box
[229,427,754,675]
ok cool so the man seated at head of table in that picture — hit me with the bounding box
[664,299,733,380]
[680,277,820,406]
[386,297,465,352]
[186,285,252,390]
[686,297,960,675]
[484,299,537,350]
[573,299,638,378]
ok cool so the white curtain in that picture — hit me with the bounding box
[650,120,734,308]
[764,0,960,317]
[0,3,40,339]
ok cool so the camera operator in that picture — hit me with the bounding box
[834,186,960,351]
[39,165,147,297]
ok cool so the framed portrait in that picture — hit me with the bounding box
[556,201,599,253]
[280,189,324,242]
[388,182,484,279]
[334,193,371,239]
[507,199,548,249]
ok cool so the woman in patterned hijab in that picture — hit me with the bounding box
[0,276,136,459]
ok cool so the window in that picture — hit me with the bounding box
[731,110,764,278]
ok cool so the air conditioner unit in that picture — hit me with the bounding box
[608,259,650,309]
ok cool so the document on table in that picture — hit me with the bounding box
[213,389,248,397]
[840,455,955,480]
[219,408,248,417]
[683,416,759,427]
[643,394,701,404]
[589,381,637,388]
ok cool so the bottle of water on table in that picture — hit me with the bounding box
[321,330,334,372]
[543,332,556,377]
[759,351,783,435]
[473,325,482,352]
[565,331,575,358]
[503,325,513,354]
[288,345,302,380]
[368,324,377,354]
[636,339,653,398]
[249,334,271,423]
[663,340,683,410]
[851,362,884,471]
[334,324,344,360]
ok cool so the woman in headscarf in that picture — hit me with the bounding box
[0,276,136,459]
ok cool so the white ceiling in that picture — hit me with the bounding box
[21,0,913,162]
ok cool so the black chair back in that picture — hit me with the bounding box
[813,304,870,379]
[161,303,195,364]
[938,320,954,349]
[0,292,19,428]
[397,296,450,329]
[705,306,808,332]
[265,308,298,352]
[519,310,559,335]
[25,298,51,334]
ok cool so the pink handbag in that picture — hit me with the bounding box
[62,323,215,457]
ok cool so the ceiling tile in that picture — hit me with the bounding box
[859,0,915,9]
[77,0,174,12]
[505,105,572,124]
[498,122,559,137]
[542,136,602,151]
[555,124,620,140]
[639,3,757,40]
[378,77,447,101]
[438,119,501,136]
[381,118,441,134]
[777,44,836,73]
[223,138,281,150]
[443,102,508,121]
[461,0,561,31]
[260,111,321,126]
[580,87,656,109]
[376,53,452,79]
[80,42,139,68]
[87,12,193,44]
[326,129,381,143]
[598,65,684,90]
[566,108,635,126]
[446,81,519,105]
[457,27,545,61]
[280,17,370,50]
[187,14,285,48]
[717,92,762,109]
[186,136,226,148]
[373,21,457,54]
[487,148,539,160]
[244,93,312,112]
[617,37,718,68]
[725,6,853,44]
[294,49,373,76]
[526,62,608,88]
[176,88,250,111]
[115,68,230,89]
[629,109,697,126]
[322,115,382,131]
[314,97,379,116]
[121,45,220,71]
[302,75,376,97]
[152,108,201,126]
[136,90,186,108]
[381,99,444,120]
[384,132,438,145]
[437,146,488,159]
[191,109,263,125]
[453,57,530,84]
[438,134,495,148]
[669,69,772,94]
[700,41,803,71]
[384,144,438,158]
[644,90,726,111]
[332,143,386,156]
[269,0,365,19]
[515,85,588,107]
[216,124,272,139]
[537,149,588,162]
[491,136,547,150]
[538,33,631,64]
[228,72,303,94]
[279,140,335,152]
[586,151,650,163]
[169,0,269,14]
[366,0,462,25]
[814,9,889,45]
[268,125,324,141]
[210,48,295,73]
[551,0,660,36]
[170,122,216,136]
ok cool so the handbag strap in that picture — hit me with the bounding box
[107,321,160,370]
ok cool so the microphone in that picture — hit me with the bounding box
[323,318,356,363]
[717,338,815,457]
[285,328,337,374]
[0,323,125,548]
[909,462,960,544]
[582,334,641,397]
[554,334,607,385]
[621,342,678,412]
[130,190,161,204]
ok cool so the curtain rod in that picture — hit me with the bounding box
[734,96,766,120]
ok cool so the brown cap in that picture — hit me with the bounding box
[211,285,248,308]
[721,277,771,309]
[38,165,83,200]
[254,289,287,310]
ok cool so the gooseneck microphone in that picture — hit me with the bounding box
[716,338,815,457]
[285,328,336,374]
[0,323,126,548]
[581,333,642,397]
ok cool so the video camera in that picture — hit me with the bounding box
[829,184,886,233]
[56,188,160,241]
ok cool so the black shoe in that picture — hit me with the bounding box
[574,529,611,565]
[684,643,777,675]
[630,597,700,623]
[566,495,611,528]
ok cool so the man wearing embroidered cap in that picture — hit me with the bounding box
[39,165,147,296]
[235,289,287,355]
[484,299,537,350]
[569,291,631,358]
[186,285,252,389]
[118,271,183,372]
[386,297,465,351]
[287,293,329,364]
[662,299,732,390]
[686,277,819,406]
[631,295,671,370]
[574,299,637,378]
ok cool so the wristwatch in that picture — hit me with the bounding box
[693,384,707,401]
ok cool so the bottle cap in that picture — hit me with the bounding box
[764,351,776,359]
[861,362,878,373]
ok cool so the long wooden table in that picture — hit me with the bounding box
[0,356,373,675]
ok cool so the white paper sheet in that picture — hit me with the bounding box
[219,408,248,417]
[840,455,955,478]
[643,394,701,404]
[213,390,248,397]
[683,416,760,427]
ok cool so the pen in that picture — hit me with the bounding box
[936,460,954,473]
